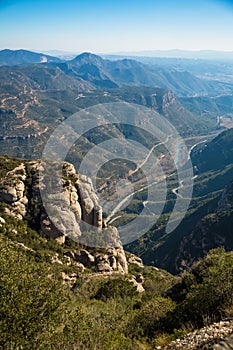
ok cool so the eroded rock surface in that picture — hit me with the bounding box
[0,159,128,274]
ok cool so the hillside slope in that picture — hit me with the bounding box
[0,49,61,66]
[57,52,225,96]
[126,128,233,273]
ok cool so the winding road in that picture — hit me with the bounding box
[129,134,171,176]
[106,131,221,224]
[106,135,172,225]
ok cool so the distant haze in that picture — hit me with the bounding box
[107,50,233,60]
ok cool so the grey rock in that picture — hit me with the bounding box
[0,159,128,274]
[165,320,233,350]
[128,253,144,268]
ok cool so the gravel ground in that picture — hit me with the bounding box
[156,320,233,349]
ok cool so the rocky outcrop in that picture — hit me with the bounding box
[127,253,144,268]
[129,274,145,293]
[162,90,177,112]
[0,158,128,274]
[0,163,28,220]
[25,160,114,245]
[163,320,233,350]
[67,247,128,274]
[78,174,103,229]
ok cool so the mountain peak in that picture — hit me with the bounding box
[74,52,102,59]
[71,52,104,65]
[0,49,61,66]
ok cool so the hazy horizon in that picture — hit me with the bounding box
[3,48,233,61]
[1,0,233,53]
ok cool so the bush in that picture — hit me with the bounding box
[169,247,233,328]
[0,236,69,349]
[127,296,175,339]
[94,277,138,301]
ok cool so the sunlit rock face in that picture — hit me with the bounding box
[0,159,128,274]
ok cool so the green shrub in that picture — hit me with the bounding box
[94,277,138,301]
[0,236,69,349]
[169,247,233,328]
[127,296,175,339]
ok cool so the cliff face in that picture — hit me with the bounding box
[0,159,128,274]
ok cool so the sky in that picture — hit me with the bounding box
[0,0,233,54]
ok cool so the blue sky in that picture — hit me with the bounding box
[0,0,233,53]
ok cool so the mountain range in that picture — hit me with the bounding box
[1,49,233,96]
[1,48,233,274]
[0,51,221,162]
[1,48,233,348]
[0,49,61,66]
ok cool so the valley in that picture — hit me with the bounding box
[2,0,233,345]
[1,49,233,271]
[1,48,233,349]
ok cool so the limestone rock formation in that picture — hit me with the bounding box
[71,246,128,274]
[127,253,144,268]
[0,158,128,274]
[129,274,145,293]
[0,163,28,220]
